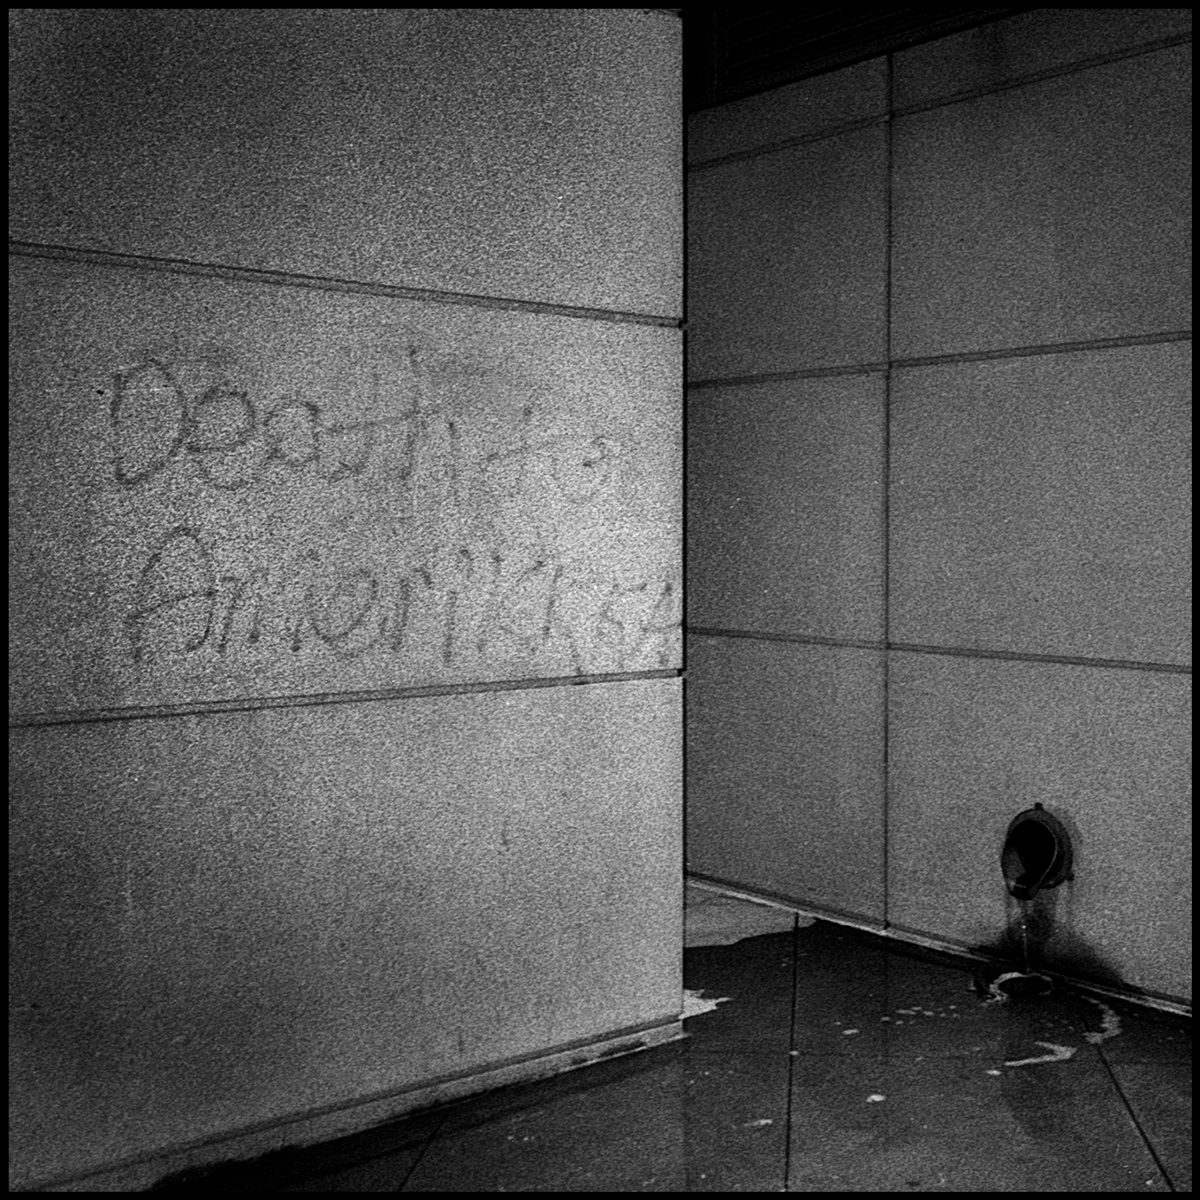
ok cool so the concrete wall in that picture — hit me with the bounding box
[686,10,1190,1004]
[9,10,681,1190]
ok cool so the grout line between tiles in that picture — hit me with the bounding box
[687,627,885,651]
[688,362,889,389]
[8,669,682,729]
[8,239,683,329]
[890,329,1192,368]
[686,31,1190,161]
[881,50,894,935]
[887,643,1190,674]
[395,1109,452,1193]
[681,65,693,921]
[891,31,1193,123]
[686,329,1191,390]
[685,627,1191,676]
[687,114,886,172]
[1093,1047,1180,1192]
[783,912,800,1191]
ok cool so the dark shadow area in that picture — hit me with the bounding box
[151,1040,690,1193]
[150,1113,439,1194]
[149,906,1189,1192]
[970,883,1147,1001]
[682,6,1030,112]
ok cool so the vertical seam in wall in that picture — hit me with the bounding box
[681,56,692,881]
[881,53,894,933]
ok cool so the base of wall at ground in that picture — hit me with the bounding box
[687,873,1191,1019]
[31,1019,684,1193]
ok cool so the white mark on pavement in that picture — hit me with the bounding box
[682,989,732,1019]
[1081,997,1122,1045]
[1003,1041,1076,1067]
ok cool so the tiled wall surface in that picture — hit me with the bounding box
[687,58,887,165]
[9,10,681,1191]
[686,9,1191,1002]
[9,9,680,316]
[891,46,1191,358]
[9,257,681,716]
[686,374,884,642]
[11,681,681,1188]
[688,125,888,379]
[890,345,1190,666]
[686,637,885,922]
[888,654,1191,993]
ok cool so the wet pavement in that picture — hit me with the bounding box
[157,885,1192,1192]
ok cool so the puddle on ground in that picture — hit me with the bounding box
[880,980,1123,1072]
[684,887,811,947]
[681,988,732,1019]
[1081,996,1122,1044]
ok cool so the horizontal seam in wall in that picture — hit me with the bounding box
[686,870,884,931]
[686,628,1191,676]
[892,330,1193,370]
[684,34,1191,172]
[686,330,1192,389]
[688,362,890,389]
[687,114,888,172]
[7,240,683,330]
[687,871,1192,1014]
[891,31,1193,123]
[688,626,884,652]
[7,669,682,729]
[888,642,1191,676]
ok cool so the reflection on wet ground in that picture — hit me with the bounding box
[159,884,1192,1193]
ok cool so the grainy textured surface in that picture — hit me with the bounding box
[9,257,680,716]
[687,375,884,642]
[9,8,681,1191]
[149,892,1191,1193]
[687,125,888,380]
[685,9,1191,1010]
[9,679,682,1187]
[890,343,1191,666]
[9,9,681,316]
[892,46,1191,358]
[888,652,1191,1000]
[685,636,885,924]
[893,7,1192,110]
[687,58,886,165]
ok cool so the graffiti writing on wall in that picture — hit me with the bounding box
[108,353,620,504]
[109,349,679,678]
[125,525,679,671]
